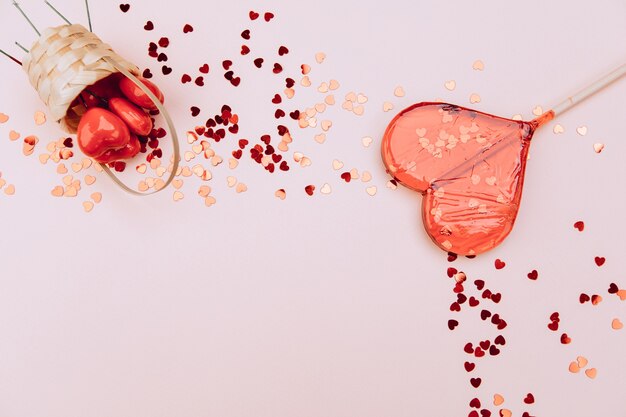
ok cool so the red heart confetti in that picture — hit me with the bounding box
[574,220,585,231]
[560,333,571,344]
[448,319,459,330]
[199,64,209,74]
[119,4,130,13]
[249,10,259,20]
[195,76,204,86]
[190,107,200,117]
[264,12,275,22]
[595,256,605,266]
[158,37,169,48]
[181,74,192,84]
[254,58,264,68]
[464,362,475,372]
[523,393,535,404]
[278,46,289,56]
[527,269,538,280]
[494,259,506,270]
[144,21,154,31]
[470,378,482,388]
[183,24,194,33]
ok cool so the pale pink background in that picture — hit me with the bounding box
[0,1,625,416]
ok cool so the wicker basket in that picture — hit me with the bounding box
[22,24,139,133]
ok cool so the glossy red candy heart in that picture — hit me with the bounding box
[382,102,543,256]
[108,97,153,136]
[95,134,141,164]
[77,107,130,160]
[119,76,165,110]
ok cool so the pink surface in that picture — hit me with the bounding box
[0,1,625,416]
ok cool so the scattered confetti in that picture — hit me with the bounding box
[576,126,588,136]
[469,93,481,104]
[611,319,623,330]
[472,60,484,71]
[593,143,604,153]
[553,124,564,134]
[445,80,456,91]
[34,111,46,125]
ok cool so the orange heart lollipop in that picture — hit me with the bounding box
[382,64,626,256]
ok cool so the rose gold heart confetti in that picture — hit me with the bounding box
[593,143,604,153]
[553,124,564,134]
[38,154,49,164]
[275,189,286,200]
[493,394,504,406]
[394,86,405,97]
[4,184,15,195]
[329,80,340,90]
[227,176,237,187]
[83,175,95,186]
[328,160,343,171]
[71,163,82,173]
[172,179,183,189]
[0,113,8,123]
[617,290,626,301]
[325,95,335,105]
[320,183,332,194]
[136,164,147,174]
[315,52,326,64]
[22,135,39,156]
[236,183,248,193]
[585,368,597,379]
[82,159,91,169]
[156,167,167,177]
[576,126,588,136]
[138,181,149,192]
[569,361,580,373]
[64,186,77,197]
[500,409,512,417]
[366,186,377,196]
[317,82,329,93]
[9,130,19,141]
[50,186,64,197]
[577,356,588,368]
[204,196,216,207]
[90,192,102,203]
[361,171,372,182]
[211,156,223,166]
[353,105,365,116]
[34,111,46,125]
[301,64,311,75]
[511,114,523,121]
[361,136,373,147]
[469,93,481,104]
[532,106,543,116]
[173,191,184,201]
[301,76,311,87]
[383,102,394,112]
[82,201,94,212]
[321,120,332,131]
[612,318,623,330]
[444,80,456,91]
[356,94,368,104]
[284,88,295,99]
[472,60,484,70]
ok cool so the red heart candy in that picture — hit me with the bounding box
[382,103,538,255]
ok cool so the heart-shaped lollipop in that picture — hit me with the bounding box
[382,64,626,256]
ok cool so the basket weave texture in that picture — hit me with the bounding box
[22,24,139,133]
